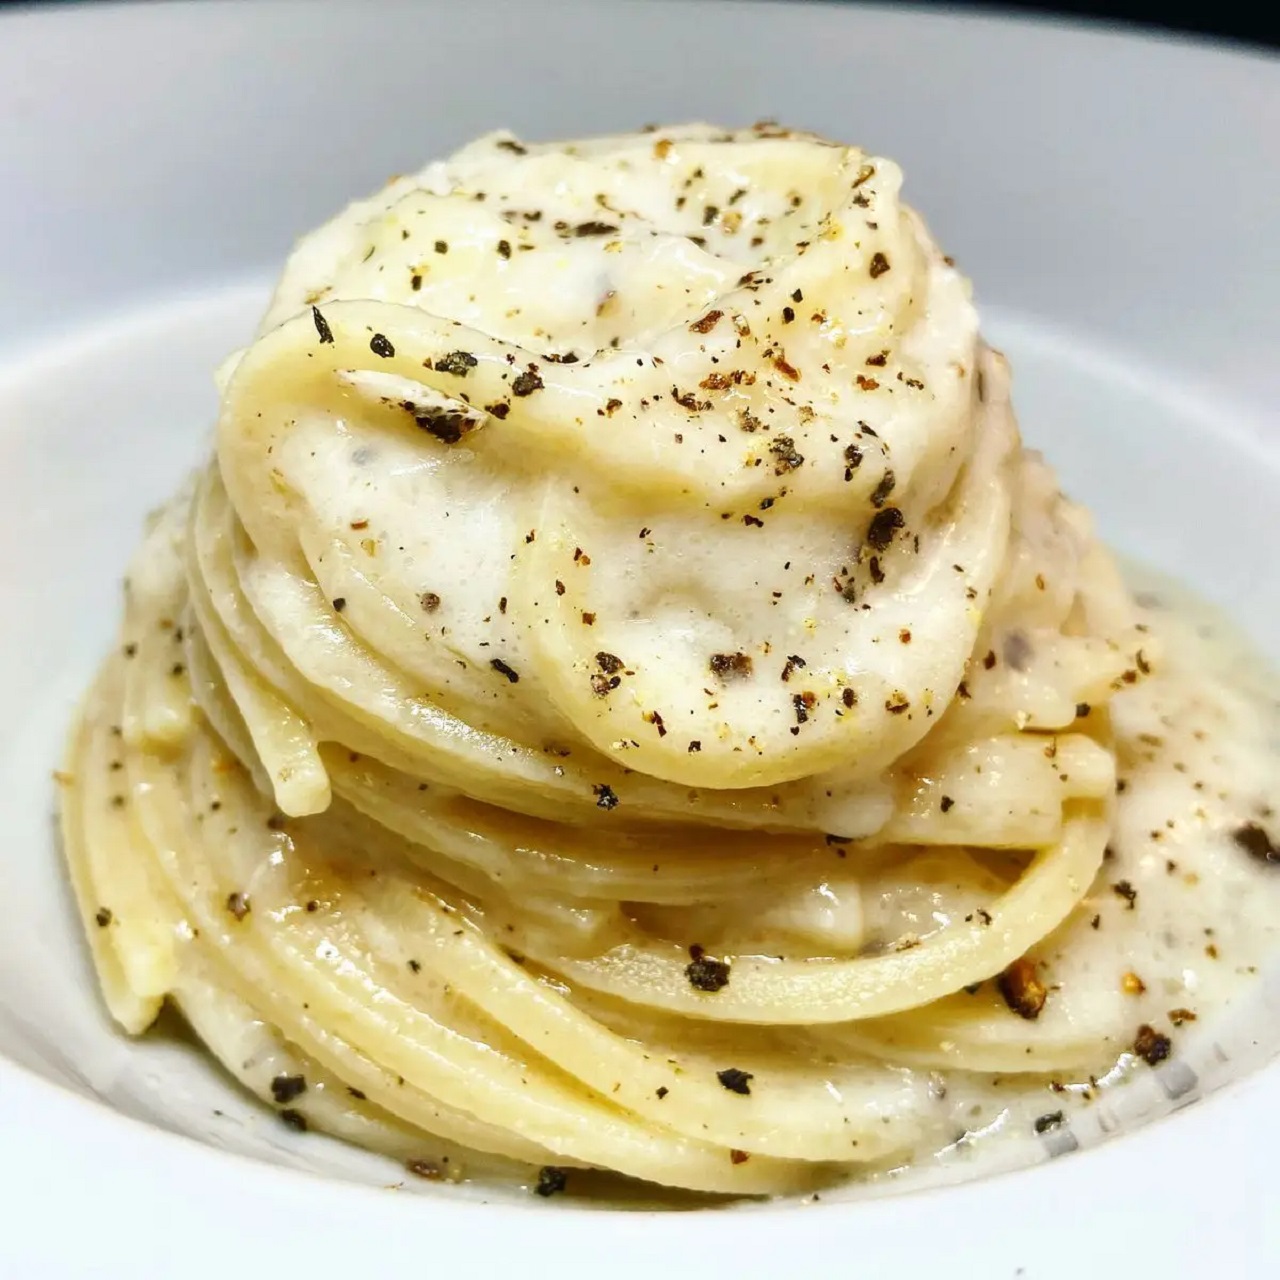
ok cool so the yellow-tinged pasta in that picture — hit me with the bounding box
[59,125,1280,1199]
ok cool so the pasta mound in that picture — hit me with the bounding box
[64,125,1220,1198]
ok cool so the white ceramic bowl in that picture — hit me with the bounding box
[1,2,1277,1275]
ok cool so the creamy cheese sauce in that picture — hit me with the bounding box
[851,568,1280,1197]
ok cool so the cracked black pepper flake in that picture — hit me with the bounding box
[940,795,955,813]
[686,949,731,992]
[842,687,857,709]
[490,658,520,683]
[782,305,795,323]
[434,240,449,254]
[496,239,512,259]
[593,783,619,810]
[1168,1008,1197,1026]
[370,333,395,358]
[688,740,702,753]
[866,507,905,550]
[410,273,422,291]
[95,907,113,928]
[716,1068,753,1095]
[595,652,623,674]
[998,957,1047,1020]
[408,402,475,443]
[1111,880,1138,909]
[512,369,544,396]
[673,387,712,412]
[690,310,723,334]
[331,597,346,613]
[1034,1111,1065,1134]
[406,1160,442,1180]
[1133,1024,1172,1066]
[710,652,753,679]
[1076,702,1091,718]
[347,1087,367,1100]
[574,220,618,237]
[1232,822,1279,865]
[769,435,804,474]
[279,1108,308,1132]
[581,611,596,625]
[226,892,250,921]
[486,401,510,419]
[434,350,477,377]
[534,1166,569,1197]
[792,691,816,725]
[419,591,441,612]
[311,306,334,344]
[781,654,806,682]
[869,470,896,508]
[270,1074,307,1105]
[644,710,667,737]
[869,252,891,278]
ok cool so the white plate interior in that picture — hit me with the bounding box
[1,1,1278,1275]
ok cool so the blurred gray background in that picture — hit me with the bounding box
[0,0,1275,49]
